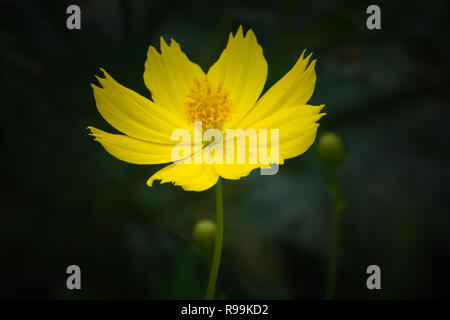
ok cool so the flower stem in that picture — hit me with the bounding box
[326,171,344,300]
[205,178,224,300]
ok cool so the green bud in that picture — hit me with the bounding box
[316,132,345,170]
[193,219,216,252]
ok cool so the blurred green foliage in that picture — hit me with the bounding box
[1,0,449,299]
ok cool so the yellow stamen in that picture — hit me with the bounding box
[185,77,232,129]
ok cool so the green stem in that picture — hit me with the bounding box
[205,178,224,300]
[326,171,343,300]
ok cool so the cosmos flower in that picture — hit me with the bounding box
[88,26,325,191]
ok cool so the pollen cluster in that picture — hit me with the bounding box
[185,77,233,129]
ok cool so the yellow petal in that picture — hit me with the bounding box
[88,126,181,164]
[279,124,320,160]
[207,26,268,129]
[211,137,259,180]
[214,163,258,180]
[144,38,205,121]
[236,51,317,129]
[93,69,190,143]
[252,104,325,161]
[227,104,324,164]
[147,159,219,192]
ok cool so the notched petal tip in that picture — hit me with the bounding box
[147,171,165,187]
[92,68,110,89]
[304,52,314,64]
[227,32,234,42]
[300,49,306,58]
[159,36,169,50]
[90,83,100,91]
[96,68,110,81]
[86,126,100,138]
[317,113,327,121]
[227,25,243,41]
[169,38,180,47]
[147,45,159,56]
[147,175,171,188]
[245,28,256,39]
[146,177,154,187]
[312,104,326,113]
[236,25,244,35]
[92,75,106,87]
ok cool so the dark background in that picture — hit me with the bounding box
[1,0,449,299]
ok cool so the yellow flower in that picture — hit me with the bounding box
[88,26,325,191]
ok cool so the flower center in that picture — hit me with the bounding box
[185,77,233,129]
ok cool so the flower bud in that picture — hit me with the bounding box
[193,219,216,252]
[316,132,345,170]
